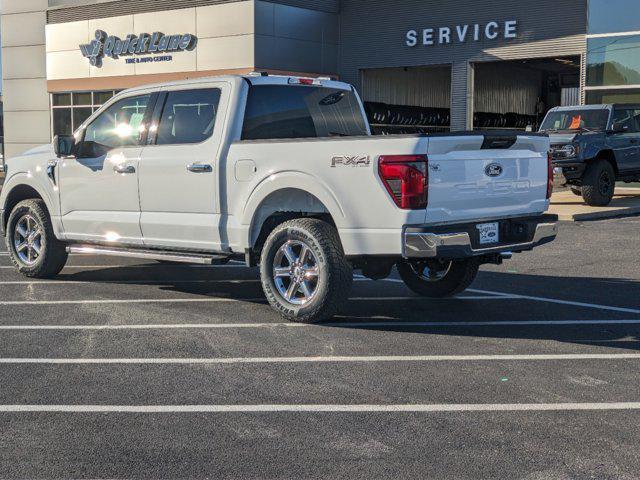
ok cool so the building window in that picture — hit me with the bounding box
[588,0,640,35]
[51,90,119,137]
[587,35,640,87]
[586,89,640,104]
[585,0,640,104]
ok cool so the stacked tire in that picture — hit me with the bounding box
[364,102,450,135]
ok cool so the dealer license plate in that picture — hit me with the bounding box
[476,222,499,245]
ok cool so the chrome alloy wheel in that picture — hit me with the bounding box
[410,260,452,282]
[273,240,320,305]
[13,214,43,266]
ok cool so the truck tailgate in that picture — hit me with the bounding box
[425,134,550,224]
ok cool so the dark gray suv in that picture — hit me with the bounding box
[540,104,640,206]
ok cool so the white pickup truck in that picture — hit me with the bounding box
[0,74,557,323]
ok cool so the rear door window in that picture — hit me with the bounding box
[241,85,368,140]
[156,88,221,145]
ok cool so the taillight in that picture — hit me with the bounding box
[378,155,428,209]
[547,151,554,199]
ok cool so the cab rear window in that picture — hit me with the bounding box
[241,85,368,140]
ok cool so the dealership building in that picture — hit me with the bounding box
[0,0,638,158]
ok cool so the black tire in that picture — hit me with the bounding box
[581,160,615,206]
[260,218,352,323]
[397,258,479,298]
[5,199,68,278]
[570,186,582,197]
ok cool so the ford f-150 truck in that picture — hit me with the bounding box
[0,74,557,323]
[540,104,640,206]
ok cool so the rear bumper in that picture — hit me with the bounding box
[403,214,558,259]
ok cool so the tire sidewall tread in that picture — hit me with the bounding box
[581,160,615,207]
[397,258,479,298]
[5,199,68,278]
[260,218,352,323]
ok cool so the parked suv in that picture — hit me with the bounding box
[0,74,557,323]
[540,104,640,206]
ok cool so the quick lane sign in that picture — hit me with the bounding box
[80,30,198,67]
[406,20,517,47]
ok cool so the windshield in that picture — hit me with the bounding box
[241,85,369,140]
[540,109,610,132]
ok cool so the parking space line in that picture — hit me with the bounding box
[0,298,267,306]
[364,277,640,315]
[1,402,640,413]
[0,267,634,313]
[0,279,261,285]
[0,296,516,305]
[327,319,640,327]
[0,264,251,269]
[0,323,304,330]
[1,353,639,364]
[0,318,639,330]
[468,288,640,315]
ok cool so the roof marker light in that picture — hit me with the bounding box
[288,77,321,85]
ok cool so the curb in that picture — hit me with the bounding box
[556,206,640,222]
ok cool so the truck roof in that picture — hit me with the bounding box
[549,103,640,112]
[118,73,352,96]
[549,104,612,112]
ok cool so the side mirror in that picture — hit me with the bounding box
[610,122,627,134]
[53,135,76,158]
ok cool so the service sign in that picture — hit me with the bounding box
[80,30,198,67]
[405,20,518,47]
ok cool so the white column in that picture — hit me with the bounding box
[1,0,50,159]
[450,61,474,131]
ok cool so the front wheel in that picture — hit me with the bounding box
[260,218,352,323]
[581,160,615,206]
[6,199,68,278]
[397,258,479,298]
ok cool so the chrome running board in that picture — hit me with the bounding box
[66,245,230,265]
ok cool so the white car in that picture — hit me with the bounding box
[0,74,557,323]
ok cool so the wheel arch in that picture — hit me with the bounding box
[248,188,340,257]
[591,149,618,175]
[240,172,346,250]
[1,183,48,235]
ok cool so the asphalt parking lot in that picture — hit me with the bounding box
[0,216,639,479]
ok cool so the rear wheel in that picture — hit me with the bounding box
[6,199,68,278]
[397,258,479,298]
[581,160,615,206]
[260,218,352,323]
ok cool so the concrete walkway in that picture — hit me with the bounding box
[550,188,640,221]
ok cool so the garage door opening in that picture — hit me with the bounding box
[361,65,451,134]
[473,56,581,131]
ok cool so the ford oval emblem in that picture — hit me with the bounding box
[485,163,503,177]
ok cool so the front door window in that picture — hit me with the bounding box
[78,94,151,158]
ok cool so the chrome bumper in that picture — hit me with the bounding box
[404,219,558,259]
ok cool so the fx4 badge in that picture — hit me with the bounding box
[331,156,371,168]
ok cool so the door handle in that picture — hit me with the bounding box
[114,164,136,174]
[187,163,213,173]
[630,138,638,144]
